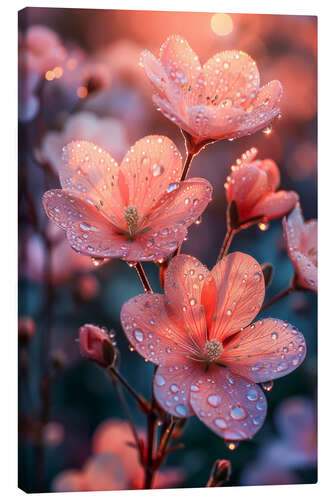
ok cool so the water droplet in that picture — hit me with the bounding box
[167,182,179,193]
[191,385,199,392]
[175,404,187,417]
[262,125,273,135]
[189,298,196,306]
[258,222,269,231]
[152,164,164,176]
[225,440,238,451]
[246,389,259,401]
[155,374,166,387]
[207,395,222,407]
[230,405,247,420]
[261,381,274,392]
[214,418,228,429]
[271,331,279,340]
[170,384,179,393]
[134,329,144,342]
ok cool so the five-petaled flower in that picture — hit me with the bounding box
[140,35,282,148]
[282,203,317,293]
[42,136,212,262]
[121,252,306,441]
[225,148,299,224]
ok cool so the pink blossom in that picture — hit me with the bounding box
[43,137,212,262]
[121,252,306,441]
[40,111,129,172]
[19,25,66,76]
[225,148,298,223]
[53,419,183,491]
[79,324,113,366]
[141,35,282,146]
[283,204,317,292]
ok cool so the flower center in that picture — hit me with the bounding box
[124,206,139,239]
[203,339,223,363]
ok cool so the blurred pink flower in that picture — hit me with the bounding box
[43,136,212,261]
[92,419,184,489]
[18,316,36,341]
[225,148,298,223]
[141,35,282,147]
[40,111,129,172]
[121,252,306,441]
[20,227,95,284]
[19,25,66,75]
[283,204,317,292]
[53,419,183,491]
[263,396,317,468]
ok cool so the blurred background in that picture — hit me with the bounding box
[18,8,317,493]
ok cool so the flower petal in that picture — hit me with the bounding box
[159,35,204,109]
[120,135,183,216]
[121,293,190,364]
[226,164,268,220]
[42,189,127,258]
[164,254,210,347]
[60,141,125,226]
[221,318,306,382]
[203,50,260,108]
[236,80,282,136]
[153,360,202,417]
[259,159,280,191]
[187,104,243,141]
[282,203,304,252]
[148,178,212,228]
[140,49,169,99]
[250,190,299,220]
[201,252,265,342]
[190,366,267,440]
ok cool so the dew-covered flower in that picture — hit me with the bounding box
[225,148,298,224]
[53,419,183,491]
[283,204,317,292]
[140,35,282,147]
[42,136,212,262]
[40,111,129,172]
[121,252,306,441]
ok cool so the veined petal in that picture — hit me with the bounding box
[164,255,210,347]
[203,50,260,108]
[60,141,124,225]
[121,293,192,364]
[221,318,306,382]
[42,189,127,259]
[201,252,265,342]
[190,366,267,440]
[153,360,202,417]
[120,135,183,217]
[250,190,299,220]
[148,178,213,228]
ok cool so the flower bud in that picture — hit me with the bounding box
[79,324,118,367]
[18,316,36,344]
[207,459,231,487]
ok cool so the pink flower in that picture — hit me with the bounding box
[121,252,306,441]
[283,204,317,292]
[43,136,212,262]
[92,419,184,489]
[225,148,298,224]
[53,419,183,491]
[79,324,114,366]
[141,35,282,146]
[40,111,129,172]
[19,25,66,76]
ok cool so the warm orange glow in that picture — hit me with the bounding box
[77,86,88,99]
[211,14,233,36]
[53,66,63,79]
[258,222,270,231]
[45,70,55,81]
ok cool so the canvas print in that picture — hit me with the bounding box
[18,8,317,493]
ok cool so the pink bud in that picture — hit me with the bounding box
[79,324,114,366]
[208,459,232,486]
[18,316,36,342]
